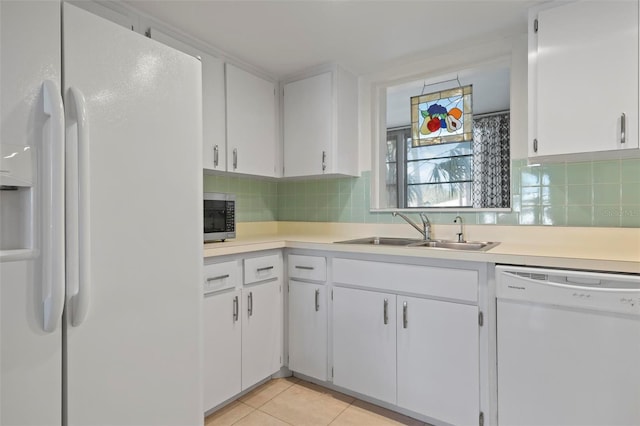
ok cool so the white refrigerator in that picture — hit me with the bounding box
[0,2,203,425]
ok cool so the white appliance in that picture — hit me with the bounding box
[496,265,640,426]
[0,2,203,425]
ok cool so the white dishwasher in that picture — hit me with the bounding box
[496,265,640,426]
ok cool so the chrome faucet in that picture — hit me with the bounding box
[454,215,464,242]
[392,211,431,241]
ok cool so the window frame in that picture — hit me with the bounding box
[367,43,519,212]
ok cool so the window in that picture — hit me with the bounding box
[386,111,510,209]
[379,60,512,210]
[387,127,473,207]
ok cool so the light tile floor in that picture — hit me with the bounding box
[204,377,428,426]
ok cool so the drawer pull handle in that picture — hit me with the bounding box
[383,298,389,325]
[207,274,230,282]
[315,289,320,312]
[295,265,314,270]
[233,295,239,322]
[248,291,253,316]
[403,301,408,329]
[256,266,274,272]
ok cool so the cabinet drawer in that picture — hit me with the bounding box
[203,260,241,295]
[288,255,326,282]
[244,253,282,285]
[333,258,478,303]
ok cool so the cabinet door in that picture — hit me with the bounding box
[203,289,242,411]
[242,279,282,389]
[288,280,327,381]
[333,287,396,404]
[148,28,226,171]
[226,63,277,177]
[397,296,479,426]
[531,1,639,158]
[283,72,332,177]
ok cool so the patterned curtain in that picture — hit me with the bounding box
[472,112,510,208]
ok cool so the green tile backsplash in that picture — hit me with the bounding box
[203,174,278,222]
[203,158,640,227]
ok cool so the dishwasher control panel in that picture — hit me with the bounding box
[496,266,640,316]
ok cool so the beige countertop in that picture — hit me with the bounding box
[203,222,640,274]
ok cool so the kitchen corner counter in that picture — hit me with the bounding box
[203,224,640,274]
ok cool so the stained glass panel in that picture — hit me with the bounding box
[411,85,473,147]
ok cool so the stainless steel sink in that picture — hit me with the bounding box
[407,240,499,251]
[335,237,423,246]
[335,236,499,251]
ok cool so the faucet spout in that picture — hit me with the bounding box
[392,211,431,241]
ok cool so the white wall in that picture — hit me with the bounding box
[358,33,529,174]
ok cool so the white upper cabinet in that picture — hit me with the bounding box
[147,27,227,172]
[528,1,639,161]
[226,63,278,177]
[283,66,358,177]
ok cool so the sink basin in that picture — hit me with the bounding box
[335,236,499,251]
[407,240,499,251]
[335,237,423,246]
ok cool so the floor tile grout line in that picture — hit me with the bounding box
[229,401,255,426]
[260,409,295,426]
[327,400,354,425]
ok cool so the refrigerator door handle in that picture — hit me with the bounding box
[66,86,91,327]
[41,80,66,332]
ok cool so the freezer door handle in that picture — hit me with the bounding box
[66,86,91,327]
[41,80,66,333]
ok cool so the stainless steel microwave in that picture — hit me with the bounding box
[204,192,235,242]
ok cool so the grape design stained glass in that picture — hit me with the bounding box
[411,85,473,147]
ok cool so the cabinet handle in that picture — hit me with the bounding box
[247,291,253,316]
[257,266,274,272]
[383,298,388,325]
[403,301,408,329]
[233,295,239,322]
[295,265,314,270]
[206,274,229,282]
[620,113,626,144]
[233,148,238,170]
[322,150,327,172]
[533,138,538,153]
[213,145,219,167]
[315,289,320,312]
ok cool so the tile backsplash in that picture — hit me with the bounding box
[203,174,278,222]
[203,158,640,227]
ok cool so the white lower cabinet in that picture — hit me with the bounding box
[396,295,479,426]
[203,253,283,413]
[288,281,327,380]
[287,254,328,381]
[332,286,397,404]
[331,257,482,425]
[203,288,242,410]
[206,250,490,424]
[242,278,283,388]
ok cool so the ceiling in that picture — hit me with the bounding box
[125,0,542,79]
